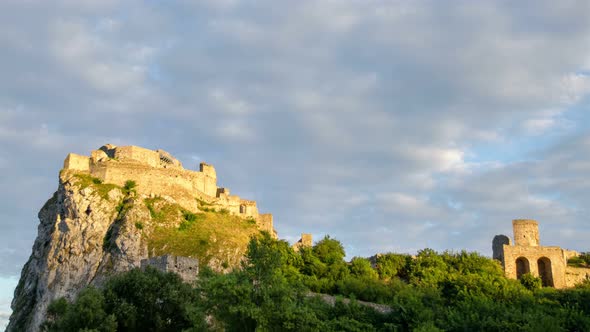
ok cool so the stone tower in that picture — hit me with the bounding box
[293,233,313,252]
[492,219,589,289]
[492,234,511,262]
[512,219,539,246]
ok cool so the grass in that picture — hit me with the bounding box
[568,255,590,268]
[196,198,212,207]
[146,201,260,267]
[72,173,120,200]
[144,197,182,223]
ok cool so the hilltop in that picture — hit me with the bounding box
[8,144,276,332]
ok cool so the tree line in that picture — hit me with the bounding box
[43,232,590,331]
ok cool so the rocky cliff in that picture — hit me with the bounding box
[8,148,271,332]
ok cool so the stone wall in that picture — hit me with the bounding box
[512,219,540,246]
[114,145,161,168]
[502,245,567,288]
[140,255,199,283]
[492,235,511,264]
[565,266,590,287]
[258,213,274,236]
[293,233,312,251]
[63,153,90,172]
[495,219,582,289]
[200,162,217,179]
[62,144,275,234]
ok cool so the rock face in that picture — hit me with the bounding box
[7,172,145,331]
[8,145,273,332]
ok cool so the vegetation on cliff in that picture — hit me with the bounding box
[45,233,590,332]
[70,173,260,269]
[144,196,260,269]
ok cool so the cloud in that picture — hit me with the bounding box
[0,0,589,294]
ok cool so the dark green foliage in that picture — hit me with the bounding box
[520,273,542,291]
[43,234,590,332]
[568,252,590,268]
[375,253,411,280]
[44,287,117,332]
[44,267,206,332]
[123,180,136,190]
[179,210,205,231]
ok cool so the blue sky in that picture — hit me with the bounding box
[1,0,590,327]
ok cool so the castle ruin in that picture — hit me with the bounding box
[292,233,313,252]
[62,144,275,235]
[140,255,199,283]
[493,219,589,288]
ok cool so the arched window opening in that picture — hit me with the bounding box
[516,257,530,279]
[537,257,554,287]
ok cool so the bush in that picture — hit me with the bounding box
[520,273,542,291]
[123,180,137,195]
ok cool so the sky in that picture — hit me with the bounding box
[1,0,590,328]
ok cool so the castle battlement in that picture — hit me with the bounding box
[62,144,273,233]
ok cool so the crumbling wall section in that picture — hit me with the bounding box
[565,266,590,287]
[502,245,567,288]
[492,234,511,265]
[293,233,313,252]
[258,213,274,236]
[114,146,161,168]
[89,161,200,211]
[140,255,199,283]
[62,144,273,233]
[63,153,90,172]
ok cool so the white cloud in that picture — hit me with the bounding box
[1,0,590,279]
[49,19,150,92]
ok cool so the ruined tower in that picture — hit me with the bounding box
[492,219,587,289]
[512,219,539,247]
[293,233,313,252]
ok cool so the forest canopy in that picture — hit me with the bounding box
[44,232,590,332]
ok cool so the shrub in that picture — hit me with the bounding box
[123,180,137,195]
[520,273,542,290]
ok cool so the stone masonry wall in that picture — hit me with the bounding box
[62,144,274,233]
[502,245,567,288]
[114,145,161,168]
[140,255,199,283]
[565,266,590,287]
[63,153,90,172]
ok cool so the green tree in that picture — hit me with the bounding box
[44,287,117,332]
[349,257,378,280]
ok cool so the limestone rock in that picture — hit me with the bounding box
[7,172,147,332]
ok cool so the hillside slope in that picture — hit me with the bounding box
[8,170,262,332]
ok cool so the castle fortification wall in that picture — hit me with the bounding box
[140,255,199,283]
[502,245,568,288]
[63,144,274,234]
[565,266,590,287]
[258,213,274,236]
[114,145,161,168]
[64,153,90,172]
